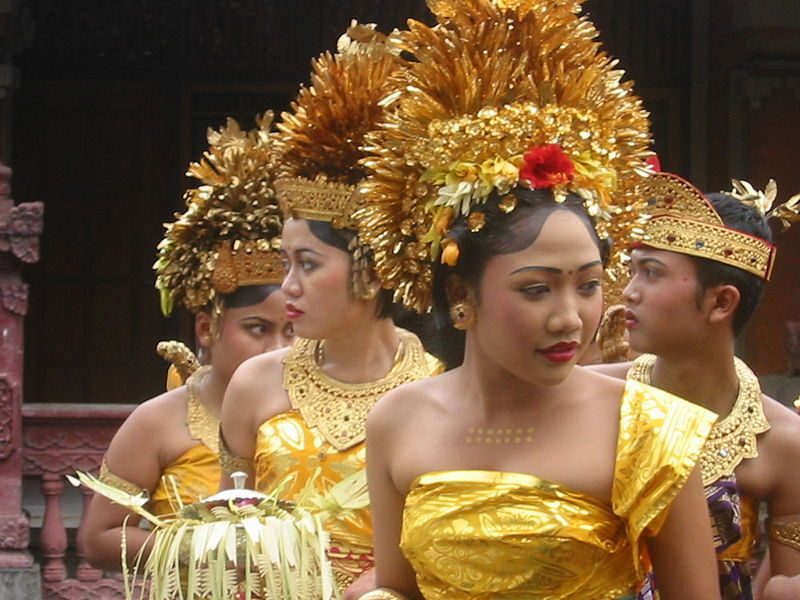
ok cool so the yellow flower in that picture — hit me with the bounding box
[572,151,618,192]
[434,206,456,236]
[441,239,460,266]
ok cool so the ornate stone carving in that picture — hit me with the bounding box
[0,377,12,460]
[43,577,126,600]
[22,405,132,476]
[0,282,28,317]
[0,163,44,267]
[0,514,30,550]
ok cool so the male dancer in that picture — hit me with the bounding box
[596,172,800,599]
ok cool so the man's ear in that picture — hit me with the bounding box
[707,284,741,326]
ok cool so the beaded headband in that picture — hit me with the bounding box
[274,177,358,230]
[637,172,776,280]
[154,112,283,315]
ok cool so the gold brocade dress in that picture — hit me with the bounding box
[254,328,441,591]
[149,367,221,517]
[400,380,717,600]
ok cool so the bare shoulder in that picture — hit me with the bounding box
[760,395,800,458]
[113,386,188,443]
[756,395,800,510]
[225,346,291,418]
[583,361,633,380]
[368,371,449,439]
[221,346,294,459]
[230,346,291,392]
[573,366,628,403]
[104,386,189,485]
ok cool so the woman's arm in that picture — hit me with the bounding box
[219,352,289,490]
[364,395,423,600]
[647,467,718,600]
[81,404,165,570]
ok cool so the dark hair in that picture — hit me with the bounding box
[305,219,393,319]
[221,284,281,309]
[692,192,773,335]
[430,187,608,368]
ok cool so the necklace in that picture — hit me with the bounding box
[186,365,220,454]
[629,354,770,486]
[283,328,434,450]
[314,335,406,368]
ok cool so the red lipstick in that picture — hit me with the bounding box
[285,302,304,320]
[538,341,579,363]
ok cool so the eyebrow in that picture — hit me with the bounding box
[510,260,602,276]
[281,246,322,256]
[632,256,666,268]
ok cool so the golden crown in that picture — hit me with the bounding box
[637,172,776,280]
[356,0,653,312]
[274,22,401,233]
[209,239,285,293]
[274,177,358,230]
[154,112,283,314]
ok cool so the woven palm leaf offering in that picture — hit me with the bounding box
[69,469,369,599]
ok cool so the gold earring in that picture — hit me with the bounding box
[450,301,476,330]
[360,284,380,301]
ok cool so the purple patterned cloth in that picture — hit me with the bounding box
[637,475,752,600]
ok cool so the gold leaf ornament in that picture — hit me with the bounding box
[154,112,283,315]
[356,0,653,312]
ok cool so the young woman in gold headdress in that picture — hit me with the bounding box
[82,114,293,570]
[219,25,441,597]
[354,2,720,598]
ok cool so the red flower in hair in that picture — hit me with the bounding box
[646,155,662,172]
[519,144,575,189]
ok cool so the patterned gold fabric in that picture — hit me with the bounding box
[149,443,220,517]
[150,375,221,516]
[255,410,373,589]
[719,494,759,562]
[255,328,440,590]
[400,381,716,600]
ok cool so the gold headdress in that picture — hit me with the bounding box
[727,178,800,232]
[274,22,403,298]
[274,23,400,230]
[636,172,778,280]
[357,0,653,312]
[154,112,284,315]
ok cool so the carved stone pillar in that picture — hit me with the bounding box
[0,159,43,578]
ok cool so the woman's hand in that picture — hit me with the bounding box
[343,568,376,600]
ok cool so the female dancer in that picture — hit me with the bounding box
[354,2,719,598]
[83,114,291,569]
[219,25,441,595]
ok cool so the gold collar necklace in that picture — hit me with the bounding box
[283,329,430,451]
[186,365,220,454]
[629,354,770,486]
